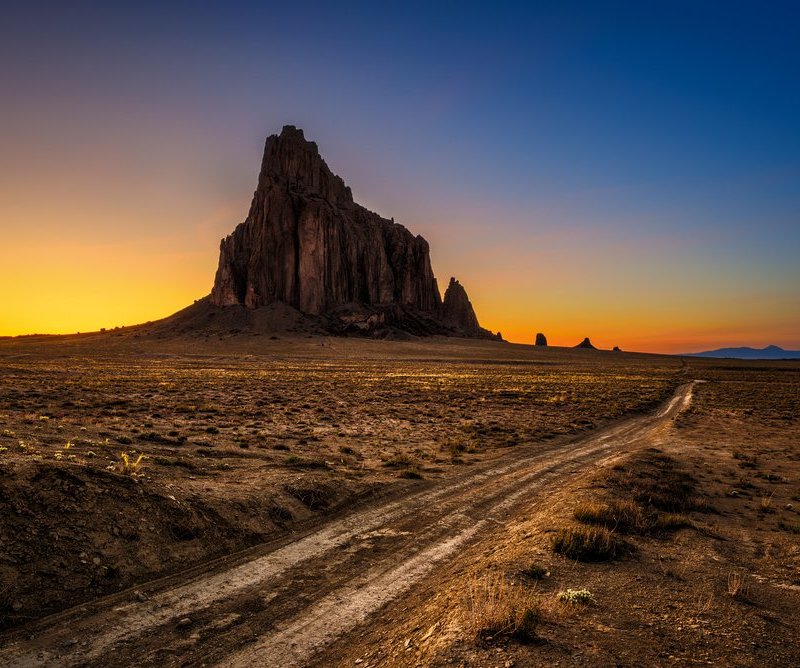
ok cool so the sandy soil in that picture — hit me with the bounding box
[315,365,800,668]
[0,334,797,667]
[0,335,678,629]
[0,379,693,666]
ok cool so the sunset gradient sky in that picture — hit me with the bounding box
[1,2,798,352]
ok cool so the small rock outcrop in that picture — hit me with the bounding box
[575,337,597,349]
[612,346,622,352]
[535,333,548,346]
[206,125,499,339]
[442,278,480,334]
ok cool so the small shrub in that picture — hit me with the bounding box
[118,452,144,475]
[383,454,414,468]
[557,588,596,605]
[552,526,621,562]
[465,573,542,642]
[732,451,758,467]
[727,572,748,600]
[399,469,423,479]
[573,499,643,533]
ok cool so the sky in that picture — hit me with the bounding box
[1,1,798,352]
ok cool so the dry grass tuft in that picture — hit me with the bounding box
[552,525,622,562]
[573,499,643,533]
[727,571,748,600]
[464,572,543,642]
[118,452,144,475]
[652,512,692,532]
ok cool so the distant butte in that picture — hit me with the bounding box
[168,125,500,340]
[575,337,597,349]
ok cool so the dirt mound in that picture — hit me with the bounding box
[0,461,355,629]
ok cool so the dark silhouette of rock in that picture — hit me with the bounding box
[211,126,440,314]
[442,278,481,333]
[535,333,547,346]
[206,125,499,339]
[612,346,622,352]
[575,337,597,349]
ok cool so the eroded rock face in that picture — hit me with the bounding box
[209,126,500,339]
[211,126,441,316]
[535,333,548,346]
[442,277,481,334]
[575,337,597,349]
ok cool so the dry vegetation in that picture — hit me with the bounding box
[0,335,678,628]
[314,362,800,667]
[0,333,797,668]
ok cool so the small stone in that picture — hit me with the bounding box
[176,617,193,630]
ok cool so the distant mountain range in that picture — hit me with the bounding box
[686,345,800,360]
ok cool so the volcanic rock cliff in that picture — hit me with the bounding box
[207,126,498,339]
[442,278,482,335]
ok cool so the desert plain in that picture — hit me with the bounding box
[0,331,798,667]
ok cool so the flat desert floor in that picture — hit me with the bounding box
[0,332,798,667]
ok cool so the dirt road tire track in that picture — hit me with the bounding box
[0,383,695,667]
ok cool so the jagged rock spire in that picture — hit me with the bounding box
[210,126,441,315]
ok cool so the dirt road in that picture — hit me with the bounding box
[0,383,695,667]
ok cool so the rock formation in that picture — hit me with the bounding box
[575,337,597,349]
[612,346,622,352]
[534,333,547,346]
[441,278,481,334]
[207,125,499,339]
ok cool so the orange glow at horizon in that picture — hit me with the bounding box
[2,232,798,355]
[2,164,798,353]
